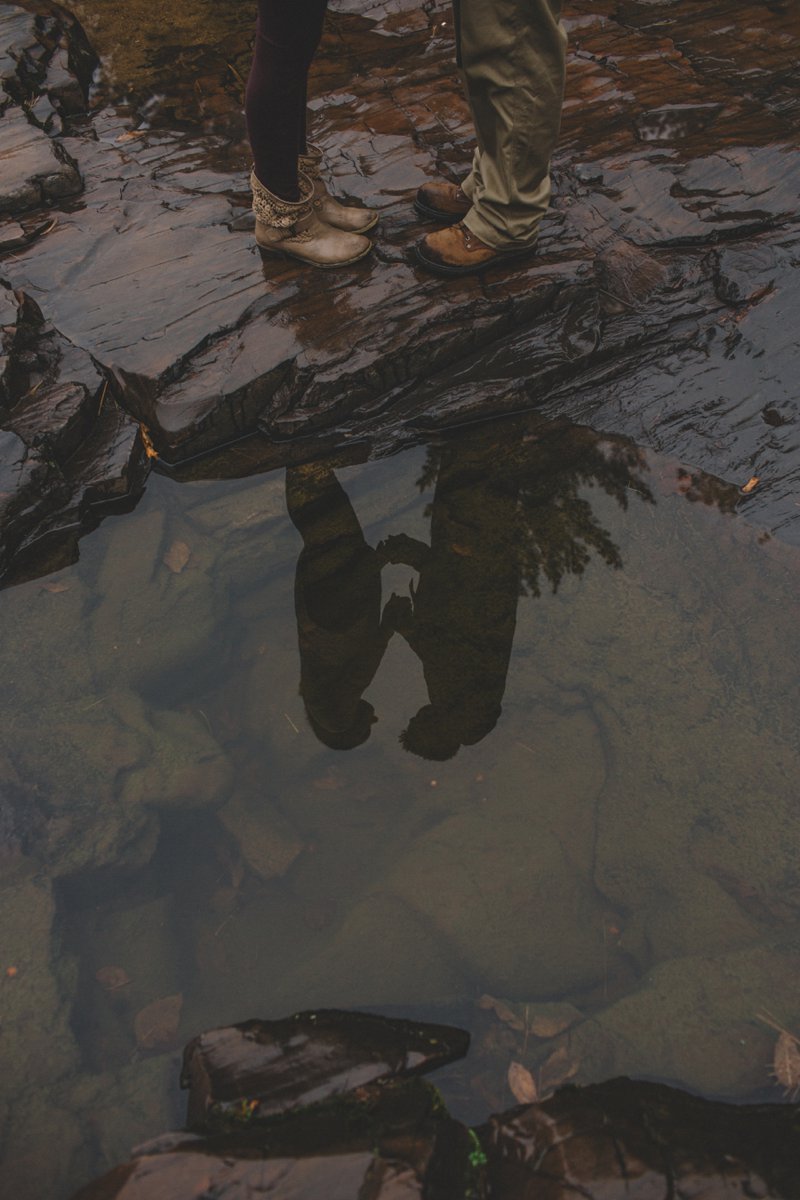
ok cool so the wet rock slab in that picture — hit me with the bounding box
[0,3,146,583]
[0,0,799,584]
[181,1010,470,1127]
[0,104,81,212]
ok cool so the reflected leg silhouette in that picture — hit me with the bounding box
[381,436,522,761]
[286,464,392,750]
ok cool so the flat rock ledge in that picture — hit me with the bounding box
[1,0,800,583]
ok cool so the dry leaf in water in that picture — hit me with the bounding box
[508,1060,538,1104]
[539,1044,579,1096]
[96,965,131,991]
[41,580,70,594]
[477,994,525,1032]
[528,1002,582,1039]
[134,993,183,1050]
[773,1032,800,1099]
[163,540,191,573]
[740,476,760,495]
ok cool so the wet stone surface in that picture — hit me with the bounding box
[0,0,799,583]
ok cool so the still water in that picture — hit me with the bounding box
[1,415,799,1196]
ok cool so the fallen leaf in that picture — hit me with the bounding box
[96,965,131,991]
[539,1044,579,1096]
[528,1002,583,1039]
[774,1031,800,1099]
[451,543,474,557]
[6,966,18,978]
[41,580,70,594]
[139,423,159,460]
[163,540,191,573]
[508,1060,538,1104]
[134,993,183,1050]
[740,476,760,495]
[477,994,525,1032]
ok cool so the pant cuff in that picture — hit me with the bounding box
[462,206,541,250]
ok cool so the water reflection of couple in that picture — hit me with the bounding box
[286,420,652,760]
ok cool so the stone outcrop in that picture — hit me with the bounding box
[72,1010,800,1199]
[0,0,799,584]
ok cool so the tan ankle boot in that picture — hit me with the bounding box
[299,144,378,234]
[251,170,372,268]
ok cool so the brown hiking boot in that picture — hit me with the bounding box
[414,180,472,223]
[415,222,538,277]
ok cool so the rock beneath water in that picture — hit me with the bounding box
[181,1009,471,1128]
[218,792,305,882]
[558,942,800,1098]
[119,706,233,812]
[88,507,223,692]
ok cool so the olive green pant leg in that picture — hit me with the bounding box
[456,0,567,248]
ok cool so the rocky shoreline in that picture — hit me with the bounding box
[1,0,800,585]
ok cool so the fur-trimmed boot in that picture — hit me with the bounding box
[299,143,378,233]
[251,169,372,268]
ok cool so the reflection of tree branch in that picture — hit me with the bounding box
[416,420,655,600]
[676,469,740,513]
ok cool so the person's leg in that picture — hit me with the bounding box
[245,0,329,200]
[459,0,567,248]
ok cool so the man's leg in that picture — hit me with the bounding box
[459,0,567,248]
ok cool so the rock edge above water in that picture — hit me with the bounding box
[72,1008,800,1200]
[2,0,800,584]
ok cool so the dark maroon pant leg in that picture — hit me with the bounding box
[245,0,330,200]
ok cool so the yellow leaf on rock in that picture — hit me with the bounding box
[163,540,191,573]
[740,476,760,495]
[508,1060,538,1104]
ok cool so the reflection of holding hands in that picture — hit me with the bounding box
[375,533,431,571]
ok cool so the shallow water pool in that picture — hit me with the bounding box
[1,414,798,1196]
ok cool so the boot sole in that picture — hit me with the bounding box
[350,212,379,233]
[257,241,373,268]
[414,240,538,278]
[413,198,470,224]
[320,211,379,234]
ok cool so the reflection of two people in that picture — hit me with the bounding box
[286,421,652,761]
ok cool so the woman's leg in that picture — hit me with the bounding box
[245,0,329,200]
